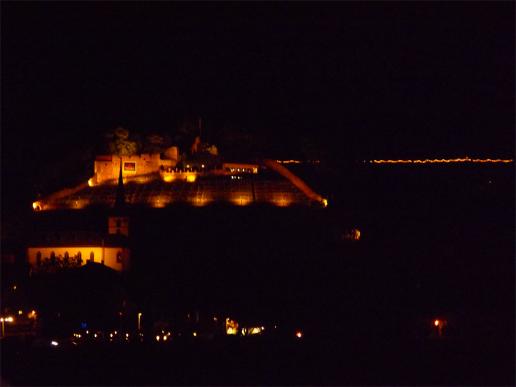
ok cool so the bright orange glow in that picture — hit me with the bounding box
[87,178,95,187]
[322,198,328,208]
[28,310,37,319]
[370,157,513,164]
[434,320,440,327]
[192,195,211,207]
[155,335,160,341]
[226,318,239,335]
[17,310,23,315]
[151,196,169,208]
[232,195,251,206]
[186,174,197,183]
[295,330,303,338]
[273,195,292,207]
[32,201,42,211]
[163,174,175,183]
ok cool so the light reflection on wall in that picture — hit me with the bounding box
[231,194,252,206]
[151,196,171,208]
[191,195,211,207]
[72,199,89,209]
[272,195,292,207]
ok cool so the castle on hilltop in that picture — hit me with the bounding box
[33,139,327,211]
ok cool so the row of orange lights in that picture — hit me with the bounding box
[370,157,513,164]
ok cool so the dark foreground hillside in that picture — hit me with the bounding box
[2,164,514,385]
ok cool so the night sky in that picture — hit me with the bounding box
[1,3,514,210]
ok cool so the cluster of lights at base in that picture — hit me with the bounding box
[155,331,171,342]
[369,157,513,165]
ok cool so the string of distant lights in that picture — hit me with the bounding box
[369,157,513,164]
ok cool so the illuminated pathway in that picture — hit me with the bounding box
[368,157,513,165]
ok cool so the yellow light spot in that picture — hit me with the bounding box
[163,174,175,183]
[163,335,167,341]
[87,178,95,187]
[155,335,160,341]
[248,327,263,335]
[322,198,328,208]
[186,174,197,183]
[18,310,23,315]
[434,320,440,327]
[295,330,303,338]
[192,332,197,337]
[226,317,239,335]
[32,202,42,211]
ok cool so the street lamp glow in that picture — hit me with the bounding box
[137,312,142,331]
